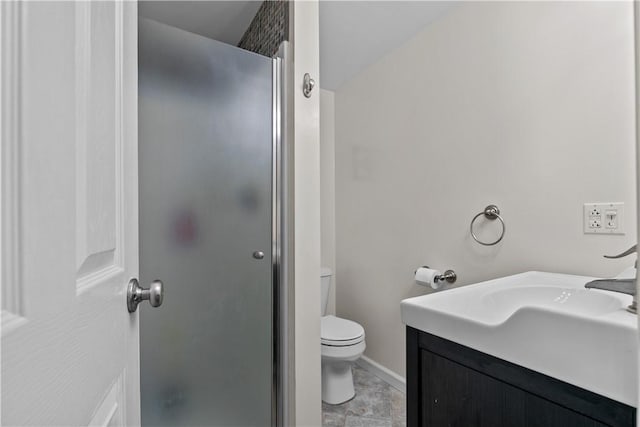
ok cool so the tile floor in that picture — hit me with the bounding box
[321,365,406,427]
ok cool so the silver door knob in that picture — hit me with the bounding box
[127,278,164,313]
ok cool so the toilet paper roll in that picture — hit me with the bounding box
[415,267,443,290]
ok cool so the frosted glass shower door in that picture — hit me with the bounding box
[138,19,276,426]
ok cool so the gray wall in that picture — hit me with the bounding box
[331,1,636,377]
[320,89,336,315]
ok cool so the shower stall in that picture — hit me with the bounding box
[138,18,287,426]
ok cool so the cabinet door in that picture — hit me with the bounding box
[420,350,608,427]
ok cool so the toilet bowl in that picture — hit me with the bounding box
[320,268,366,405]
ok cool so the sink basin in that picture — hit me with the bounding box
[401,271,637,406]
[481,286,623,320]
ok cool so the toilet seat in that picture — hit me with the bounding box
[321,339,366,362]
[321,315,365,347]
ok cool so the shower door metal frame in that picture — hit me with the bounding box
[275,39,296,427]
[272,54,283,427]
[273,40,292,427]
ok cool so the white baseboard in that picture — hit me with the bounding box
[356,355,406,394]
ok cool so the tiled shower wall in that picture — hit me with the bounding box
[238,0,289,57]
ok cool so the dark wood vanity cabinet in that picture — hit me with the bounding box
[406,327,636,427]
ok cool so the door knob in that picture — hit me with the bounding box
[127,278,164,313]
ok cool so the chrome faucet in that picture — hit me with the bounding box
[584,244,637,314]
[603,244,637,265]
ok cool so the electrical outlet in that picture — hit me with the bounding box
[584,202,624,235]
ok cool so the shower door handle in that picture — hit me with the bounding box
[127,278,164,313]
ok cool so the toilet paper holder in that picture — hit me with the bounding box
[415,266,457,284]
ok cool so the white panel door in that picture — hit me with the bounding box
[1,1,141,425]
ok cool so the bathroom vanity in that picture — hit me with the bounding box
[406,327,635,427]
[401,272,637,427]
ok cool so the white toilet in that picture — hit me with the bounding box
[321,267,366,405]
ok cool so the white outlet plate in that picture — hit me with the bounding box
[583,202,625,235]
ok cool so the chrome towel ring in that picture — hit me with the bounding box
[470,204,505,246]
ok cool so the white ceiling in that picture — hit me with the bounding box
[138,1,262,46]
[138,1,454,90]
[319,1,454,90]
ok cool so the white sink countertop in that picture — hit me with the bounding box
[401,271,638,407]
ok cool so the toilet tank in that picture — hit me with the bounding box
[321,267,332,316]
